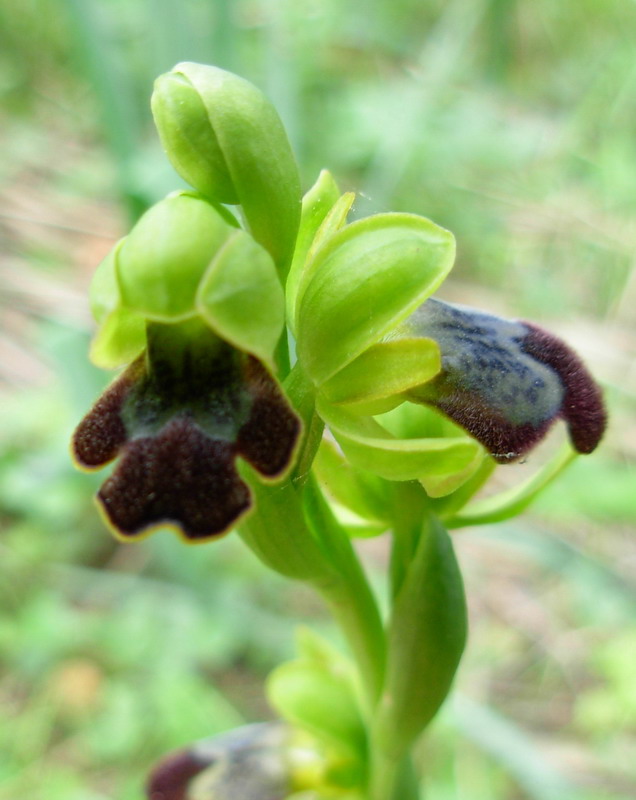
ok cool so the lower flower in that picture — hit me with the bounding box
[72,320,300,542]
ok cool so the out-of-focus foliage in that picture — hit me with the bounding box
[0,0,634,798]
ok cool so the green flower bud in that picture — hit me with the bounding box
[152,62,301,271]
[267,629,366,774]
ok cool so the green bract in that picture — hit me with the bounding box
[295,213,455,385]
[89,192,285,368]
[374,518,467,756]
[152,62,301,272]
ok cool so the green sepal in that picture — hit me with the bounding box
[313,439,390,529]
[267,628,367,768]
[286,170,342,328]
[317,397,483,498]
[320,338,441,409]
[89,307,146,368]
[445,441,577,528]
[153,62,301,272]
[88,239,146,368]
[296,213,455,385]
[90,238,123,323]
[374,518,467,756]
[196,229,285,368]
[115,192,236,321]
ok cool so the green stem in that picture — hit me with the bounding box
[304,476,386,709]
[369,750,420,800]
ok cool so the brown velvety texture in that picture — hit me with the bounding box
[521,323,606,455]
[146,749,212,800]
[72,352,300,541]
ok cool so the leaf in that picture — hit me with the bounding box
[375,518,467,755]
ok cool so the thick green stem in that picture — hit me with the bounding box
[369,750,420,800]
[304,476,386,709]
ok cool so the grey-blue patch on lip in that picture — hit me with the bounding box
[406,299,563,428]
[398,299,605,462]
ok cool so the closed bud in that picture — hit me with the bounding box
[152,62,301,272]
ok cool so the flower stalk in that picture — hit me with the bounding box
[72,62,607,800]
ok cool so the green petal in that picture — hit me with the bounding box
[168,62,301,272]
[197,229,284,367]
[296,213,455,385]
[286,170,342,328]
[116,192,235,321]
[292,190,356,331]
[320,338,441,409]
[317,398,483,498]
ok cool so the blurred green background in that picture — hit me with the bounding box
[0,1,634,798]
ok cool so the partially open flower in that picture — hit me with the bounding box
[146,723,293,800]
[313,298,606,496]
[291,196,606,495]
[73,321,300,542]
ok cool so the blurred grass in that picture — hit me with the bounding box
[0,0,634,798]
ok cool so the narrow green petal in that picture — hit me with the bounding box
[317,398,482,498]
[320,338,441,408]
[297,213,455,385]
[197,230,285,367]
[286,170,342,328]
[445,442,577,528]
[293,190,356,330]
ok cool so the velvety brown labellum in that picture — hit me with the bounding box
[72,349,300,541]
[147,749,212,800]
[405,299,606,462]
[521,323,606,455]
